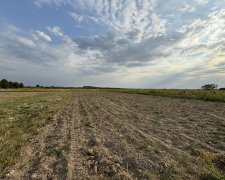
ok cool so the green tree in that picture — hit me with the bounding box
[201,84,218,90]
[9,81,14,88]
[0,81,2,88]
[13,82,20,88]
[36,85,40,87]
[19,83,24,88]
[1,79,9,89]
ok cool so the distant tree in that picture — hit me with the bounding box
[1,79,9,89]
[36,85,40,87]
[19,83,24,88]
[0,81,2,88]
[13,82,20,88]
[219,88,225,90]
[9,81,14,88]
[201,84,218,90]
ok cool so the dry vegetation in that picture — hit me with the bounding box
[110,89,225,103]
[1,90,225,180]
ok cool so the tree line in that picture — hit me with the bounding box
[0,79,24,89]
[201,84,225,90]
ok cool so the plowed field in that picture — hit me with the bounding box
[3,90,225,180]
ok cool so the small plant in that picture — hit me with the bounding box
[143,170,151,179]
[85,120,91,126]
[46,148,64,156]
[160,167,172,180]
[154,141,162,154]
[93,102,101,109]
[154,148,160,154]
[46,143,59,150]
[46,116,54,124]
[128,134,137,142]
[138,140,151,149]
[201,165,225,180]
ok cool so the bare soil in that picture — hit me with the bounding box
[2,90,225,179]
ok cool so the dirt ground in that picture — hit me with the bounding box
[2,90,225,179]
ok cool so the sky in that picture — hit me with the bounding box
[0,0,225,89]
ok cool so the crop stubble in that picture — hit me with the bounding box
[3,90,225,179]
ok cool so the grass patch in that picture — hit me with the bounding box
[128,134,137,142]
[0,90,72,175]
[93,101,101,109]
[201,166,225,180]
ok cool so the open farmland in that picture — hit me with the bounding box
[1,90,225,179]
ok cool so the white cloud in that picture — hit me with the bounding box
[194,0,209,4]
[70,13,84,22]
[61,37,72,44]
[31,33,39,40]
[47,26,63,36]
[16,36,35,47]
[35,30,51,41]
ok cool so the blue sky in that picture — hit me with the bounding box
[1,0,225,88]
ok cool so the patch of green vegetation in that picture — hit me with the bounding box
[0,91,72,174]
[160,167,173,180]
[85,119,91,126]
[138,140,151,149]
[46,143,59,150]
[93,102,101,109]
[46,135,63,140]
[154,141,163,154]
[46,148,64,156]
[200,166,225,180]
[142,170,151,179]
[128,134,137,142]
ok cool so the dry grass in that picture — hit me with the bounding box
[109,89,225,102]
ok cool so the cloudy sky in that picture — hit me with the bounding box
[1,0,225,88]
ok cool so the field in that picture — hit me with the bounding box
[1,90,225,179]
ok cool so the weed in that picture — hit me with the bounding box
[160,167,172,180]
[46,148,64,156]
[128,134,137,142]
[46,135,62,139]
[85,119,91,126]
[143,170,151,179]
[138,140,151,150]
[154,148,160,154]
[93,102,101,109]
[154,141,163,154]
[201,165,225,180]
[46,143,59,150]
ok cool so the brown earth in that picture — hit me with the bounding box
[2,90,225,179]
